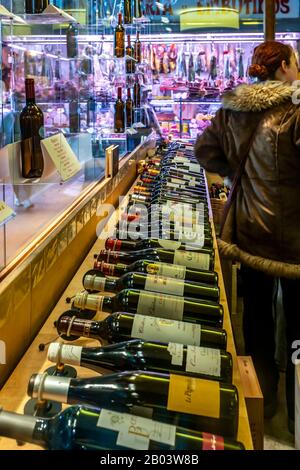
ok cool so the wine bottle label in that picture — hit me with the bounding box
[167,375,220,418]
[173,250,210,271]
[179,230,204,249]
[131,315,201,345]
[202,433,225,450]
[97,409,176,450]
[144,274,185,296]
[157,239,182,251]
[146,262,186,280]
[48,343,82,366]
[167,342,184,366]
[186,346,221,377]
[137,292,184,320]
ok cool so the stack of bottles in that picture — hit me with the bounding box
[0,141,245,451]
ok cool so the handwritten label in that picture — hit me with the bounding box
[41,133,81,181]
[0,200,16,227]
[167,342,184,366]
[186,346,221,377]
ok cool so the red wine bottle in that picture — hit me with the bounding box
[94,259,218,285]
[48,339,232,382]
[114,87,125,133]
[20,78,44,179]
[134,31,141,63]
[25,0,48,14]
[124,0,132,24]
[83,269,220,301]
[105,234,210,253]
[95,247,214,271]
[114,13,125,58]
[70,289,223,327]
[28,371,239,438]
[125,88,134,127]
[126,35,135,74]
[56,312,227,349]
[133,76,141,107]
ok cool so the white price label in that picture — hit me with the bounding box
[186,346,221,377]
[137,292,184,320]
[145,274,185,296]
[167,342,184,365]
[97,409,176,450]
[131,315,201,346]
[173,250,210,270]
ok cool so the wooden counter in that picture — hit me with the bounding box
[0,176,253,451]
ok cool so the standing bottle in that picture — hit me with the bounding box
[133,76,141,108]
[87,95,96,129]
[126,35,135,74]
[133,0,142,18]
[25,0,48,14]
[83,269,219,301]
[66,23,78,59]
[56,312,227,349]
[28,371,239,438]
[114,87,125,133]
[48,339,233,382]
[134,31,141,63]
[124,0,132,24]
[125,88,134,128]
[114,13,125,58]
[95,247,214,271]
[69,99,81,134]
[0,407,245,450]
[20,78,44,179]
[94,259,218,285]
[69,289,223,327]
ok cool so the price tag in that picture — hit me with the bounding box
[41,133,81,181]
[0,200,16,227]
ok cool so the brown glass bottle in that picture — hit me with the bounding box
[133,77,141,108]
[134,31,141,63]
[125,89,134,128]
[25,0,48,14]
[124,0,132,24]
[114,13,125,58]
[20,78,44,179]
[114,87,125,133]
[126,35,135,74]
[133,0,142,18]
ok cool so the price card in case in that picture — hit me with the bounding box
[41,133,81,182]
[0,200,16,227]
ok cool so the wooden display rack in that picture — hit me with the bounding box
[0,176,253,450]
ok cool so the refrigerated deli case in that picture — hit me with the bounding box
[0,141,254,450]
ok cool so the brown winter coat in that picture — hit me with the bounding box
[195,81,300,278]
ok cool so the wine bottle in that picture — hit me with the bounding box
[125,89,134,127]
[83,269,220,301]
[25,0,48,14]
[70,289,223,327]
[94,259,218,285]
[20,78,44,179]
[0,406,245,450]
[134,31,141,63]
[87,95,96,128]
[104,235,210,254]
[56,312,227,349]
[126,35,135,74]
[48,339,232,382]
[66,23,78,59]
[133,0,142,18]
[133,76,141,108]
[114,13,125,58]
[69,99,81,133]
[114,87,125,133]
[28,371,239,438]
[124,0,132,23]
[95,247,214,271]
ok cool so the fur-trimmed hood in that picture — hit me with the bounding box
[222,80,296,112]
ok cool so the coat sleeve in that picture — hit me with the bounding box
[194,109,232,177]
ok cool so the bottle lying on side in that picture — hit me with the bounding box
[27,370,239,438]
[83,269,220,301]
[55,311,228,350]
[69,289,224,328]
[48,339,233,383]
[0,406,245,450]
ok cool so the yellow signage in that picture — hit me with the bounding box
[180,7,239,31]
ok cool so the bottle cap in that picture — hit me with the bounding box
[105,238,122,251]
[48,343,82,366]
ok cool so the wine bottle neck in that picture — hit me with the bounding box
[72,293,113,313]
[25,79,36,104]
[0,410,46,447]
[57,316,110,342]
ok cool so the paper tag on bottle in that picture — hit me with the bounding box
[179,230,205,249]
[202,433,225,450]
[41,133,81,182]
[145,274,185,296]
[131,315,201,346]
[157,239,182,251]
[167,342,184,366]
[97,409,176,450]
[137,292,184,320]
[167,375,220,418]
[173,250,210,270]
[146,262,186,280]
[48,343,82,366]
[0,200,16,227]
[186,346,221,377]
